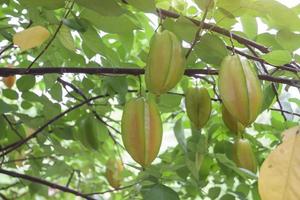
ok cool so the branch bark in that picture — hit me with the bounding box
[0,168,96,200]
[0,67,298,88]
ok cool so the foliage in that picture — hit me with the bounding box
[0,0,299,200]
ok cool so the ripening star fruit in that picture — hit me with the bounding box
[105,159,123,189]
[121,97,163,167]
[3,75,16,89]
[218,55,263,126]
[222,104,244,134]
[185,87,211,129]
[145,30,186,95]
[233,138,257,173]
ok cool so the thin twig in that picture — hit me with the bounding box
[270,108,300,117]
[0,94,109,157]
[0,168,96,200]
[57,78,123,147]
[26,1,75,70]
[66,170,75,187]
[185,0,212,58]
[245,45,287,121]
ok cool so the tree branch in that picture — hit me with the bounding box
[226,46,299,73]
[0,168,96,200]
[0,67,298,88]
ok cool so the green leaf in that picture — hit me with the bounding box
[142,184,180,200]
[127,0,156,12]
[49,83,62,102]
[62,19,87,32]
[195,33,228,66]
[81,9,139,34]
[261,83,276,112]
[276,30,300,51]
[250,0,300,31]
[0,99,17,113]
[157,94,182,113]
[255,33,283,50]
[208,187,221,199]
[240,14,257,39]
[174,118,187,152]
[163,17,198,42]
[20,0,65,10]
[58,26,75,51]
[75,0,125,16]
[2,89,18,100]
[16,76,36,91]
[215,153,257,180]
[261,50,292,66]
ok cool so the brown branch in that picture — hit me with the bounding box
[0,67,298,88]
[26,1,74,70]
[157,9,300,72]
[158,9,269,53]
[0,168,96,200]
[226,46,299,73]
[0,94,108,157]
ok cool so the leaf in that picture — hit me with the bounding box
[2,89,18,100]
[276,30,300,52]
[58,25,76,51]
[13,26,50,51]
[240,14,257,39]
[20,0,65,9]
[215,153,257,180]
[0,99,17,114]
[258,126,300,200]
[261,50,292,66]
[127,0,156,12]
[250,0,300,31]
[261,83,276,112]
[174,118,187,152]
[62,19,87,32]
[195,33,228,66]
[142,184,180,200]
[163,17,198,42]
[75,0,125,16]
[16,76,36,91]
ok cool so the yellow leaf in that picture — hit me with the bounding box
[281,126,300,142]
[258,125,300,200]
[13,26,50,51]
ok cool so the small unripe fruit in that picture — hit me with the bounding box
[233,138,257,173]
[145,30,186,95]
[121,97,162,167]
[185,87,211,129]
[105,159,123,189]
[75,116,101,150]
